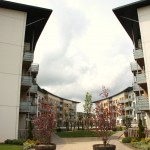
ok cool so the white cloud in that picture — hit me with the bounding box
[9,0,138,112]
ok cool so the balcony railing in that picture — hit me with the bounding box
[29,64,39,78]
[131,62,141,72]
[21,76,32,87]
[58,110,63,114]
[133,49,144,60]
[23,51,34,62]
[20,101,31,113]
[19,101,37,114]
[119,115,125,119]
[125,106,133,110]
[136,96,149,111]
[133,82,143,91]
[120,98,133,103]
[126,115,134,118]
[136,73,146,84]
[30,63,39,72]
[29,85,38,94]
[119,107,125,111]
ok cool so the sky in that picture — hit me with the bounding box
[8,0,139,111]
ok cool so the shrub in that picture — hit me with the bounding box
[122,137,133,143]
[131,137,141,143]
[4,139,25,145]
[138,118,145,138]
[23,139,40,150]
[132,141,150,150]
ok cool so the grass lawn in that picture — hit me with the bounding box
[56,130,115,138]
[0,144,22,150]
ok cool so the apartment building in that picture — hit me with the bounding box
[37,87,80,128]
[93,87,138,127]
[0,1,52,142]
[113,0,150,128]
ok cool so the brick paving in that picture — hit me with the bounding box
[51,131,138,150]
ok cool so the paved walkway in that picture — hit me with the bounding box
[51,131,138,150]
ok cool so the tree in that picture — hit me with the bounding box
[94,86,116,148]
[83,92,93,116]
[32,102,56,145]
[27,120,33,139]
[100,86,109,98]
[83,92,93,129]
[138,118,145,138]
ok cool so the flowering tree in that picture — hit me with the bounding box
[94,86,116,146]
[33,102,56,144]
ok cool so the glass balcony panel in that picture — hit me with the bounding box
[125,106,133,110]
[136,96,149,111]
[131,62,141,72]
[21,76,32,86]
[126,115,134,118]
[23,52,34,62]
[119,115,125,119]
[29,63,39,73]
[133,82,143,91]
[134,49,143,60]
[136,73,146,84]
[30,106,37,114]
[20,101,31,112]
[29,85,38,94]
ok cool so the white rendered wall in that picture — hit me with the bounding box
[138,6,150,128]
[0,8,26,142]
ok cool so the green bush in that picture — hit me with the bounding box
[122,137,133,143]
[132,141,150,150]
[4,139,25,145]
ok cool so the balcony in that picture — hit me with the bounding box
[120,98,132,103]
[29,63,39,78]
[136,73,146,84]
[19,101,36,114]
[119,107,125,111]
[29,85,38,95]
[23,51,34,69]
[136,96,149,111]
[21,76,32,91]
[119,115,125,119]
[126,115,134,118]
[131,62,141,73]
[125,106,133,110]
[21,76,32,86]
[133,82,143,92]
[58,110,63,114]
[133,49,143,60]
[133,49,144,67]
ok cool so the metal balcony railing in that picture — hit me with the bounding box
[133,82,143,91]
[133,49,144,60]
[136,96,149,111]
[131,62,141,72]
[136,73,146,84]
[23,51,34,62]
[21,76,32,86]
